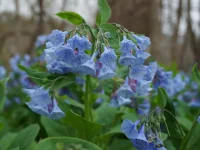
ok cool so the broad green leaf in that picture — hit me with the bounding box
[157,88,167,108]
[60,95,84,110]
[193,63,200,85]
[8,124,40,150]
[41,116,74,137]
[0,133,17,150]
[63,110,102,141]
[95,103,118,132]
[109,139,135,150]
[56,11,85,25]
[34,137,102,150]
[0,77,9,111]
[98,0,111,24]
[162,88,184,138]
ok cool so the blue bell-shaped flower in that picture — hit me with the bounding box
[24,88,65,120]
[54,44,75,63]
[120,35,135,53]
[135,47,151,60]
[67,34,92,52]
[136,80,152,96]
[119,52,138,66]
[116,78,135,98]
[132,34,151,51]
[117,96,131,106]
[77,52,97,76]
[131,125,149,149]
[143,62,157,81]
[47,29,67,48]
[129,65,147,80]
[98,65,116,80]
[99,46,117,66]
[121,119,140,139]
[72,52,90,69]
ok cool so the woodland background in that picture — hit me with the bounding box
[0,0,200,71]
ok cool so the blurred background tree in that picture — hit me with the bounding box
[0,0,200,70]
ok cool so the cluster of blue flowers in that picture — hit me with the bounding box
[153,68,185,97]
[9,54,37,89]
[109,35,157,107]
[121,119,167,150]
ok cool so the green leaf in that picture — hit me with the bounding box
[98,0,111,24]
[157,88,167,108]
[99,23,120,49]
[193,63,200,85]
[63,110,102,141]
[109,139,135,150]
[56,11,85,25]
[59,95,84,110]
[95,103,118,132]
[96,13,101,26]
[0,133,17,150]
[0,77,9,111]
[19,64,75,90]
[8,124,40,150]
[34,137,103,150]
[41,116,74,137]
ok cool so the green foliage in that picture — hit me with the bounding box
[19,64,75,90]
[63,110,102,141]
[193,63,200,85]
[97,0,111,24]
[0,77,9,111]
[56,11,85,25]
[8,124,40,150]
[35,137,103,150]
[157,88,167,108]
[0,133,17,150]
[99,23,121,49]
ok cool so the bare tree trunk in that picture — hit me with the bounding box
[171,0,183,62]
[187,0,200,66]
[26,0,44,54]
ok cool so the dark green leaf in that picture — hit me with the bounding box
[63,110,102,141]
[8,124,40,150]
[157,88,167,108]
[193,63,200,85]
[96,13,101,26]
[34,137,103,150]
[56,11,85,25]
[98,0,111,24]
[0,77,9,111]
[19,64,75,90]
[41,116,74,137]
[0,133,17,150]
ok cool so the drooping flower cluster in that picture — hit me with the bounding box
[121,119,167,150]
[109,35,157,107]
[24,88,65,120]
[0,66,6,79]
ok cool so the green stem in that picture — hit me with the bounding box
[84,75,91,120]
[180,110,200,150]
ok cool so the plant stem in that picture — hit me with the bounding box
[84,75,91,120]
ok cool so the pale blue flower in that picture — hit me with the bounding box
[47,30,67,48]
[132,34,151,50]
[136,81,152,96]
[98,65,116,80]
[24,88,65,120]
[129,65,147,80]
[99,47,117,66]
[67,34,91,51]
[120,36,135,53]
[119,52,138,66]
[121,119,140,139]
[143,62,157,81]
